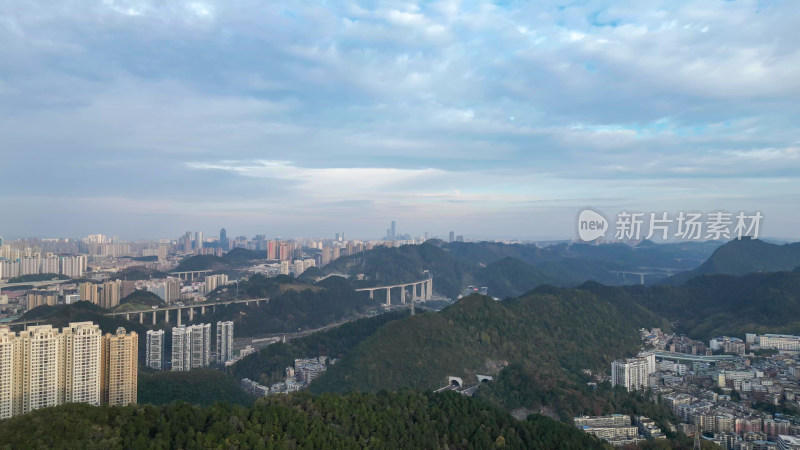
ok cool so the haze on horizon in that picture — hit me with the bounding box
[1,0,799,241]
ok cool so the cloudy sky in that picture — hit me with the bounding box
[1,0,799,240]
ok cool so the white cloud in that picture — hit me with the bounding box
[2,0,800,238]
[186,160,446,197]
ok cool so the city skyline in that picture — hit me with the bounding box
[2,1,800,239]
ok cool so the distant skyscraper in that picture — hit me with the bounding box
[172,324,211,371]
[17,325,64,414]
[611,352,656,392]
[63,322,102,406]
[146,330,164,370]
[449,231,455,243]
[189,324,211,369]
[391,221,396,240]
[26,291,57,310]
[41,254,59,274]
[195,231,203,251]
[100,281,121,309]
[219,228,228,251]
[61,255,87,278]
[204,274,228,294]
[79,282,98,304]
[0,327,17,419]
[171,326,191,372]
[321,247,331,266]
[101,327,138,406]
[183,231,192,253]
[216,321,234,364]
[0,322,136,418]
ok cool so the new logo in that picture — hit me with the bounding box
[577,209,608,242]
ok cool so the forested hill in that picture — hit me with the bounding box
[0,391,608,450]
[231,310,410,387]
[472,257,554,298]
[310,291,667,418]
[603,269,800,339]
[319,240,720,298]
[665,238,800,285]
[320,242,473,297]
[444,239,719,271]
[200,274,381,338]
[172,248,266,272]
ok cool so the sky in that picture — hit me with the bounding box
[1,0,799,241]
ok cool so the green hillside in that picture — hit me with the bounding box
[231,310,409,386]
[320,240,720,299]
[615,270,800,339]
[0,391,608,449]
[114,290,165,312]
[173,248,266,272]
[109,266,169,281]
[473,257,554,298]
[321,242,473,297]
[195,275,380,337]
[171,254,229,272]
[138,369,252,407]
[667,238,800,284]
[310,291,668,419]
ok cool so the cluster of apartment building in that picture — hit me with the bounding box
[223,345,257,367]
[611,351,657,391]
[642,328,709,356]
[0,322,137,419]
[0,253,88,279]
[663,391,800,449]
[747,334,800,353]
[241,356,331,397]
[608,328,800,449]
[573,414,665,446]
[144,321,234,371]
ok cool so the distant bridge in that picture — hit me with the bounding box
[104,298,269,326]
[314,273,351,282]
[169,270,213,281]
[0,279,72,290]
[355,278,433,306]
[609,271,666,285]
[5,297,269,329]
[653,351,737,364]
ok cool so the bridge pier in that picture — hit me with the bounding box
[426,279,433,300]
[165,309,169,325]
[152,311,156,325]
[189,307,194,322]
[201,305,205,315]
[385,288,391,306]
[139,312,143,324]
[400,286,406,304]
[177,308,182,326]
[369,290,374,300]
[125,313,130,321]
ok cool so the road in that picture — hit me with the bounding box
[231,300,429,352]
[231,314,376,353]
